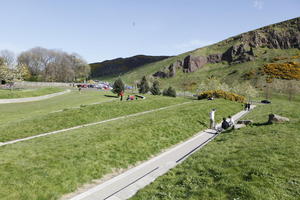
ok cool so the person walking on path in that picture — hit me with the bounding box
[209,109,216,130]
[247,103,251,111]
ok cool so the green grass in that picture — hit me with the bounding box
[0,99,241,200]
[0,94,189,142]
[131,95,300,200]
[0,87,64,99]
[0,90,115,124]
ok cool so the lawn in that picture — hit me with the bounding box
[131,94,300,200]
[0,87,64,99]
[0,94,189,142]
[0,98,242,200]
[0,89,115,124]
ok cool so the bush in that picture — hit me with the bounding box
[138,76,150,94]
[150,80,161,95]
[264,62,300,81]
[198,90,245,103]
[163,87,176,97]
[112,78,125,95]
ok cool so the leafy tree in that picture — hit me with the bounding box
[138,76,150,94]
[150,80,161,95]
[163,86,176,97]
[112,78,125,95]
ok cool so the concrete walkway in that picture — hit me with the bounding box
[0,89,71,104]
[69,105,256,200]
[0,102,191,147]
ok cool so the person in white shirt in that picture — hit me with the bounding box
[209,109,216,129]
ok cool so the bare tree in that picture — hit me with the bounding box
[0,50,15,69]
[17,47,90,82]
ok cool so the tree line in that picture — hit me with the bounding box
[0,47,90,83]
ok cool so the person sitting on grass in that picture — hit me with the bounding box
[221,117,230,130]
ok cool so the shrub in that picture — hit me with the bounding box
[198,90,245,103]
[150,80,161,95]
[112,78,125,95]
[138,76,150,94]
[263,62,300,80]
[163,87,176,97]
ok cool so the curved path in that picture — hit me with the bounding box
[68,105,256,200]
[0,89,71,104]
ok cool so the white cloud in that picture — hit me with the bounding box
[253,0,264,10]
[174,39,215,52]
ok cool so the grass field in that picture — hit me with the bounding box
[0,93,189,142]
[0,87,64,99]
[0,89,115,125]
[131,94,300,200]
[0,96,242,200]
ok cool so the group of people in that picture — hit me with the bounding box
[209,109,235,132]
[119,91,140,101]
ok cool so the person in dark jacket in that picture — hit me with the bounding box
[221,117,230,130]
[247,103,251,111]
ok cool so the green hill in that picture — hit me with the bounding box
[90,55,169,78]
[100,17,300,90]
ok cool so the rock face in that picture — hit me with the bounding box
[268,114,290,124]
[152,17,300,78]
[222,44,255,64]
[183,55,207,73]
[240,29,300,49]
[153,60,182,78]
[207,54,223,63]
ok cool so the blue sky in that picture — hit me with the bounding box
[0,0,299,63]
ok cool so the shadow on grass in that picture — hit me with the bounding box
[252,122,272,126]
[197,120,208,128]
[104,95,119,98]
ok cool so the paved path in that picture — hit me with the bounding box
[69,105,256,200]
[0,89,71,104]
[0,102,191,147]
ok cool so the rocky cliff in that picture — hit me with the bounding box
[153,17,300,78]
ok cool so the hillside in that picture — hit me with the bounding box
[89,55,169,78]
[105,17,300,90]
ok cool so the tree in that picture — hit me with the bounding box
[163,86,176,97]
[17,47,90,82]
[231,81,258,101]
[197,78,228,93]
[150,80,161,95]
[0,50,15,69]
[138,76,150,94]
[112,78,125,95]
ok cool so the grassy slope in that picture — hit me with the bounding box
[0,90,114,124]
[111,46,300,91]
[0,94,189,142]
[0,87,64,99]
[0,99,242,200]
[132,94,300,200]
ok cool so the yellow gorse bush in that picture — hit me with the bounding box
[198,90,246,103]
[263,61,300,81]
